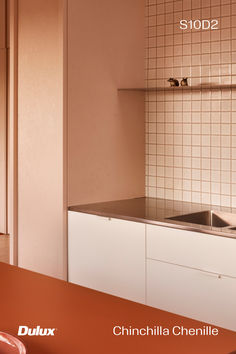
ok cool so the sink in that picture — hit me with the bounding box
[167,210,236,228]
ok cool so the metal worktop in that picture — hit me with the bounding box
[69,197,236,239]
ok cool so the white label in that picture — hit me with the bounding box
[180,19,219,30]
[18,326,56,336]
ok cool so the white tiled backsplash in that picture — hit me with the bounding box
[145,0,236,207]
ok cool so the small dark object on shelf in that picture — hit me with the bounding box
[167,78,179,87]
[181,77,188,86]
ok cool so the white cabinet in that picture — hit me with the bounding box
[68,211,145,303]
[68,211,236,331]
[147,224,236,278]
[147,259,236,331]
[146,224,236,331]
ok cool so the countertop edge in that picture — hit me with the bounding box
[68,207,236,240]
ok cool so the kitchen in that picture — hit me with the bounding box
[1,0,236,353]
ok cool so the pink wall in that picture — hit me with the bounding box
[7,0,18,264]
[17,0,67,279]
[16,0,144,278]
[68,0,145,206]
[0,0,5,48]
[0,0,7,233]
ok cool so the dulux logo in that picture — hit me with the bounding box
[18,326,56,336]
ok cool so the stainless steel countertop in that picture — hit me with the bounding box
[69,197,236,239]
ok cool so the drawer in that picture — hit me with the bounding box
[147,259,236,331]
[146,224,236,278]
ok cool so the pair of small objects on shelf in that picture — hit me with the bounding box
[167,78,188,87]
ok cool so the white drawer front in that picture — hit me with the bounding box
[68,211,145,304]
[147,259,236,331]
[147,224,236,278]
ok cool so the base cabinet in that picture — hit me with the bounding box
[147,259,236,331]
[68,211,145,303]
[147,224,236,278]
[68,211,236,331]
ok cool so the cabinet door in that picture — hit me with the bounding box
[147,224,236,278]
[147,259,236,331]
[68,211,145,303]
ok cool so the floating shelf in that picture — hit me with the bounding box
[118,84,236,92]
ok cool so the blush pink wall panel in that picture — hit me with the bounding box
[0,50,6,233]
[68,0,145,206]
[0,0,5,48]
[18,0,66,279]
[0,0,6,233]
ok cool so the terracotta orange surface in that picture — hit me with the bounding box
[0,261,236,354]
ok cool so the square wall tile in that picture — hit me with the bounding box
[145,0,235,207]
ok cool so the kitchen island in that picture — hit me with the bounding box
[1,262,236,354]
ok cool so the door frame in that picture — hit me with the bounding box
[7,0,18,265]
[0,0,7,235]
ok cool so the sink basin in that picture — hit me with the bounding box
[167,210,236,228]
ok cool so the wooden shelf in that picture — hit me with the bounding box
[118,84,236,92]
